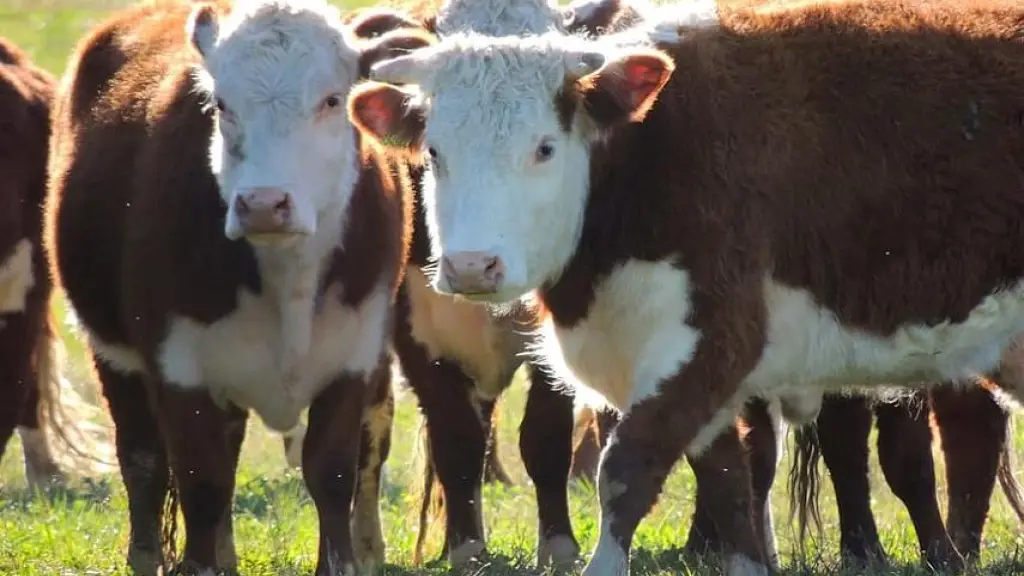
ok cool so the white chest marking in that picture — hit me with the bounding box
[157,282,391,432]
[405,266,525,397]
[744,280,1024,399]
[537,259,701,411]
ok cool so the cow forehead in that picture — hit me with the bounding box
[435,0,565,37]
[206,0,357,108]
[422,36,580,141]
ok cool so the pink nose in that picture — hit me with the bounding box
[234,187,293,234]
[442,251,505,294]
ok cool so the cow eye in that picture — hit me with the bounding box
[535,138,555,163]
[321,94,342,110]
[427,146,438,163]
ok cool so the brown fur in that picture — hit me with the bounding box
[44,1,421,573]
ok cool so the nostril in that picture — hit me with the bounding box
[234,195,251,215]
[274,197,291,216]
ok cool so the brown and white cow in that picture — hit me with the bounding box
[1,36,113,492]
[43,0,433,573]
[349,0,1024,574]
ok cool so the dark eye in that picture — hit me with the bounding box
[323,94,341,109]
[535,140,555,163]
[215,97,226,112]
[427,147,438,162]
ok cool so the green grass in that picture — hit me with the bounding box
[3,0,1024,574]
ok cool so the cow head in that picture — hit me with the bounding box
[187,0,433,247]
[347,33,674,302]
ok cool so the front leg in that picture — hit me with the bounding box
[151,382,244,574]
[351,359,394,569]
[303,365,379,576]
[582,299,769,576]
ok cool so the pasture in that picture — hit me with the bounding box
[2,0,1024,574]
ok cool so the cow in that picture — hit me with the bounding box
[348,0,1024,574]
[1,36,113,492]
[42,0,436,574]
[790,383,1024,568]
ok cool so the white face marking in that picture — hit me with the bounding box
[0,239,35,314]
[534,259,701,411]
[408,34,602,301]
[404,266,524,396]
[156,282,391,432]
[193,0,361,242]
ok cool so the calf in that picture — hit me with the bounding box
[791,383,1024,568]
[44,1,432,573]
[350,0,1024,574]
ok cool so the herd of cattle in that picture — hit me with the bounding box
[3,0,1024,574]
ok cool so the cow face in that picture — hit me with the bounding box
[348,33,673,303]
[187,0,363,246]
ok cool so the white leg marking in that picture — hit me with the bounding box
[351,396,391,569]
[0,239,34,314]
[582,514,629,576]
[538,533,580,568]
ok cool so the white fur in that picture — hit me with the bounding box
[725,553,771,576]
[762,398,786,569]
[192,0,361,243]
[87,332,146,374]
[157,282,391,432]
[405,266,526,397]
[582,514,629,576]
[434,0,565,37]
[535,259,700,411]
[0,239,35,314]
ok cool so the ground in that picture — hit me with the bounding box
[1,0,1024,574]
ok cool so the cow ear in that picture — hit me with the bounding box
[576,49,674,128]
[187,4,220,59]
[346,7,425,39]
[358,29,437,78]
[348,82,426,153]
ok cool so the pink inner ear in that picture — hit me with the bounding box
[355,88,400,138]
[620,55,669,109]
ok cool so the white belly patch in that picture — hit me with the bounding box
[157,282,391,432]
[745,280,1024,397]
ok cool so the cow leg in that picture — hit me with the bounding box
[816,393,885,565]
[303,363,386,576]
[519,359,580,567]
[684,399,781,568]
[152,383,240,573]
[480,397,515,487]
[351,362,394,569]
[929,384,1006,560]
[875,392,962,570]
[0,312,33,470]
[584,395,764,576]
[213,408,247,572]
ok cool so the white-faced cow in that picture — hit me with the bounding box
[349,0,1024,574]
[43,0,435,574]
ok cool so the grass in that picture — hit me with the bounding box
[2,0,1024,574]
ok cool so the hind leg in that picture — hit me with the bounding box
[875,392,962,571]
[519,360,580,567]
[0,312,33,472]
[929,383,1006,560]
[817,394,885,565]
[97,359,170,576]
[351,363,394,569]
[481,397,515,487]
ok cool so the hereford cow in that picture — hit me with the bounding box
[350,0,1024,574]
[1,36,111,491]
[43,0,435,573]
[344,1,790,568]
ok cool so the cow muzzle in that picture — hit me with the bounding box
[231,186,298,241]
[440,251,505,296]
